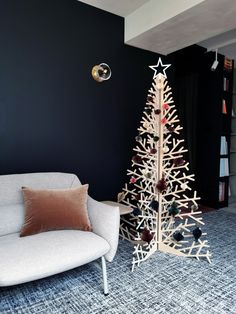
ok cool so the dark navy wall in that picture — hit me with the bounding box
[0,0,163,199]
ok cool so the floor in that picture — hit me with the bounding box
[1,210,235,314]
[222,202,236,214]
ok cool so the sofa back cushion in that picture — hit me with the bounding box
[0,173,81,236]
[0,204,25,236]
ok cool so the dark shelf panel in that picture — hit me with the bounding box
[219,176,229,180]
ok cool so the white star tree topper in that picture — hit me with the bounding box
[149,57,171,79]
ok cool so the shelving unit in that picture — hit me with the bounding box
[229,72,236,205]
[218,58,234,208]
[171,47,234,209]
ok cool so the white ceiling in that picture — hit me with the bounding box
[79,0,236,62]
[79,0,149,17]
[199,29,236,61]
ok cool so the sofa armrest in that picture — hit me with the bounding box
[87,196,120,262]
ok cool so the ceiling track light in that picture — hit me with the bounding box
[211,49,219,71]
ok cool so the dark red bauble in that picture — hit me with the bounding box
[168,126,175,132]
[154,109,161,115]
[147,96,154,102]
[156,178,167,192]
[141,228,153,244]
[173,158,185,167]
[132,155,142,164]
[150,148,157,154]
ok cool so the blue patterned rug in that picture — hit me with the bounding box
[1,210,236,314]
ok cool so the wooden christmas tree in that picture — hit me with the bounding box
[118,58,211,271]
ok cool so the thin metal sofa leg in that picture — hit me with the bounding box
[101,256,109,295]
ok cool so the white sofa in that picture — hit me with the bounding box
[0,172,120,294]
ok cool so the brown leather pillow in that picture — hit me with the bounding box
[20,185,91,237]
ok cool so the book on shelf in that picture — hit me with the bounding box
[222,99,227,114]
[224,57,233,72]
[220,136,228,155]
[223,78,230,91]
[219,158,229,177]
[232,108,235,117]
[219,181,225,202]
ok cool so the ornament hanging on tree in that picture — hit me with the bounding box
[147,95,154,103]
[156,178,167,193]
[132,207,142,217]
[150,148,157,154]
[161,118,168,124]
[173,232,184,242]
[145,172,152,179]
[141,228,153,244]
[132,155,142,164]
[135,135,142,142]
[181,182,188,190]
[142,168,152,179]
[153,136,159,142]
[118,57,211,271]
[168,125,175,132]
[173,158,185,167]
[130,177,137,184]
[191,204,199,211]
[163,103,169,110]
[192,227,202,241]
[155,109,161,115]
[149,200,159,211]
[168,201,179,216]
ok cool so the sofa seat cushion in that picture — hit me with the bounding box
[0,230,110,286]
